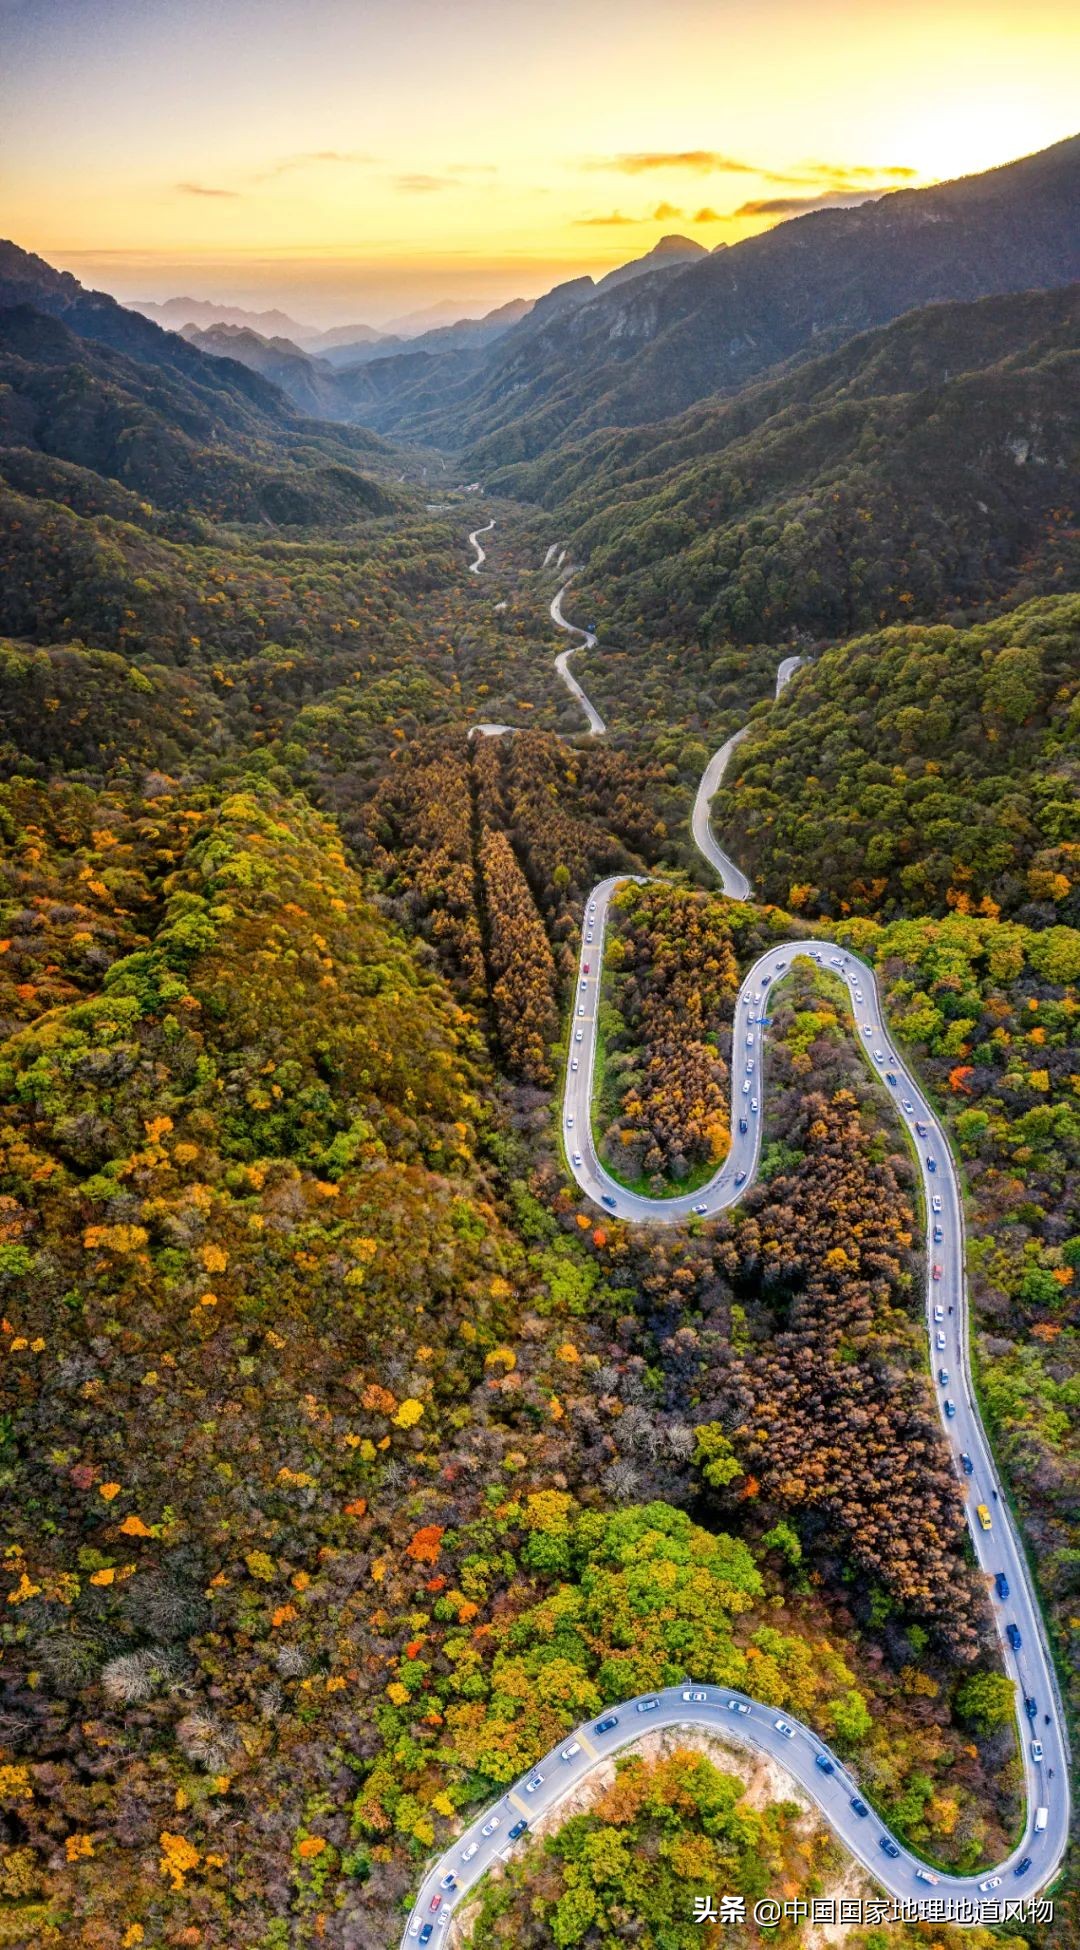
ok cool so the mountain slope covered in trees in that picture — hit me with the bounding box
[494,284,1080,648]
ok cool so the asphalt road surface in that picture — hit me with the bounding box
[400,541,1071,1945]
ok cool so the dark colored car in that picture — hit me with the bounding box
[595,1715,619,1734]
[738,1117,748,1134]
[1014,1858,1032,1878]
[960,1453,974,1475]
[926,1155,937,1172]
[507,1819,528,1841]
[815,1754,835,1774]
[879,1837,901,1859]
[1024,1696,1038,1721]
[996,1573,1010,1599]
[601,1195,616,1211]
[851,1798,869,1818]
[419,1928,433,1945]
[1007,1623,1022,1651]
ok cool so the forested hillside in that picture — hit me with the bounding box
[710,594,1079,923]
[496,285,1079,649]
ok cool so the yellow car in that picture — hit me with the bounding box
[976,1504,992,1531]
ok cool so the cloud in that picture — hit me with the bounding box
[692,207,725,223]
[255,150,375,183]
[652,201,683,220]
[732,188,883,218]
[595,150,757,176]
[394,173,455,193]
[573,210,639,226]
[800,161,917,183]
[175,181,241,199]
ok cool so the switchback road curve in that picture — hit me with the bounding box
[398,528,1070,1944]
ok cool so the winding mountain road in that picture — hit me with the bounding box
[409,529,1071,1944]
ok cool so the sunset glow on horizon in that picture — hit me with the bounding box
[3,0,1077,324]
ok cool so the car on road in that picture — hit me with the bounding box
[879,1837,901,1859]
[481,1816,501,1837]
[746,1032,754,1047]
[979,1876,1002,1893]
[579,977,587,990]
[902,1098,914,1113]
[575,1028,583,1042]
[429,1896,443,1914]
[960,1452,973,1475]
[524,1773,544,1793]
[814,1753,835,1774]
[583,963,590,975]
[936,1331,946,1351]
[933,1225,944,1243]
[830,957,842,968]
[932,1263,942,1281]
[461,1842,478,1864]
[571,1151,582,1166]
[734,1170,746,1186]
[745,1059,754,1074]
[1007,1623,1022,1651]
[507,1820,528,1841]
[726,1698,751,1714]
[1031,1741,1044,1762]
[775,961,786,971]
[418,1927,433,1945]
[571,1058,579,1072]
[595,1715,619,1734]
[915,1120,927,1137]
[439,1872,457,1891]
[560,1741,581,1761]
[577,1005,585,1017]
[692,1202,708,1215]
[874,1049,885,1062]
[886,1072,897,1085]
[742,1080,751,1095]
[976,1505,993,1531]
[995,1572,1009,1597]
[682,1690,708,1703]
[566,1114,573,1128]
[1014,1858,1032,1878]
[854,990,863,1003]
[751,1098,758,1113]
[944,1400,956,1419]
[926,1155,937,1172]
[774,1718,795,1739]
[738,1117,748,1134]
[934,1305,944,1322]
[636,1697,660,1714]
[938,1369,949,1386]
[1024,1696,1038,1721]
[602,1194,616,1211]
[931,1194,942,1213]
[851,1798,869,1818]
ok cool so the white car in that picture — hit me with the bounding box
[934,1305,944,1322]
[481,1816,501,1837]
[902,1099,915,1113]
[726,1698,751,1714]
[874,1049,885,1062]
[579,977,588,991]
[561,1741,581,1761]
[682,1689,708,1703]
[830,956,842,968]
[692,1202,708,1216]
[751,1098,758,1113]
[577,1005,585,1017]
[774,1718,795,1739]
[1031,1740,1044,1762]
[575,1029,584,1043]
[746,1033,754,1048]
[931,1195,942,1214]
[525,1773,544,1793]
[936,1331,946,1352]
[461,1842,478,1864]
[572,1151,582,1167]
[854,990,864,1003]
[566,1114,574,1128]
[742,1080,751,1096]
[571,1058,579,1072]
[980,1877,1002,1893]
[746,1059,754,1074]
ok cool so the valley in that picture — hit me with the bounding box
[0,127,1077,1950]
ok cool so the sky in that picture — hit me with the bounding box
[2,0,1078,328]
